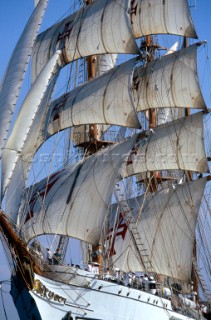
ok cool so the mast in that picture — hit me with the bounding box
[0,210,42,289]
[73,0,105,270]
[145,35,157,193]
[183,28,197,297]
[72,0,114,156]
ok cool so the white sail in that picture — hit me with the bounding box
[95,54,118,77]
[47,45,205,138]
[5,77,58,223]
[19,135,138,244]
[1,51,61,199]
[47,58,140,135]
[32,0,139,81]
[131,0,197,39]
[6,110,208,223]
[71,53,117,146]
[6,53,118,217]
[134,44,206,112]
[34,0,40,6]
[18,108,208,243]
[110,178,207,282]
[0,0,48,155]
[121,112,209,177]
[32,0,196,81]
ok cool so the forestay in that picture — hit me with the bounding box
[0,0,48,155]
[32,0,196,81]
[1,51,61,199]
[121,112,209,177]
[18,135,138,244]
[109,178,207,282]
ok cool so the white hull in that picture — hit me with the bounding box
[11,267,200,320]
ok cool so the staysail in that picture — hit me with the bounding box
[108,178,207,283]
[0,0,48,155]
[5,76,59,223]
[1,51,61,199]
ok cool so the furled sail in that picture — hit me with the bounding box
[95,54,118,77]
[0,0,48,155]
[18,135,138,244]
[121,112,209,177]
[1,51,61,199]
[108,178,207,282]
[32,0,196,81]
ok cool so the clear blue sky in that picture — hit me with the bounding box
[0,1,211,319]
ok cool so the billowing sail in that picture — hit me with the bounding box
[131,0,197,39]
[6,110,208,224]
[71,53,117,146]
[134,44,206,111]
[32,0,196,81]
[18,135,138,244]
[0,0,48,155]
[32,0,139,81]
[109,178,207,282]
[121,112,209,177]
[47,58,140,135]
[47,45,205,137]
[5,76,58,223]
[1,51,61,199]
[156,41,183,125]
[18,109,208,243]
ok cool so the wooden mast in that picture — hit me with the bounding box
[145,35,158,193]
[0,210,42,289]
[143,33,197,294]
[85,0,103,272]
[183,34,198,297]
[86,53,98,151]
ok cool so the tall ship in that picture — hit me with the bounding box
[0,0,211,319]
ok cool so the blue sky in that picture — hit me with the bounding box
[0,1,211,319]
